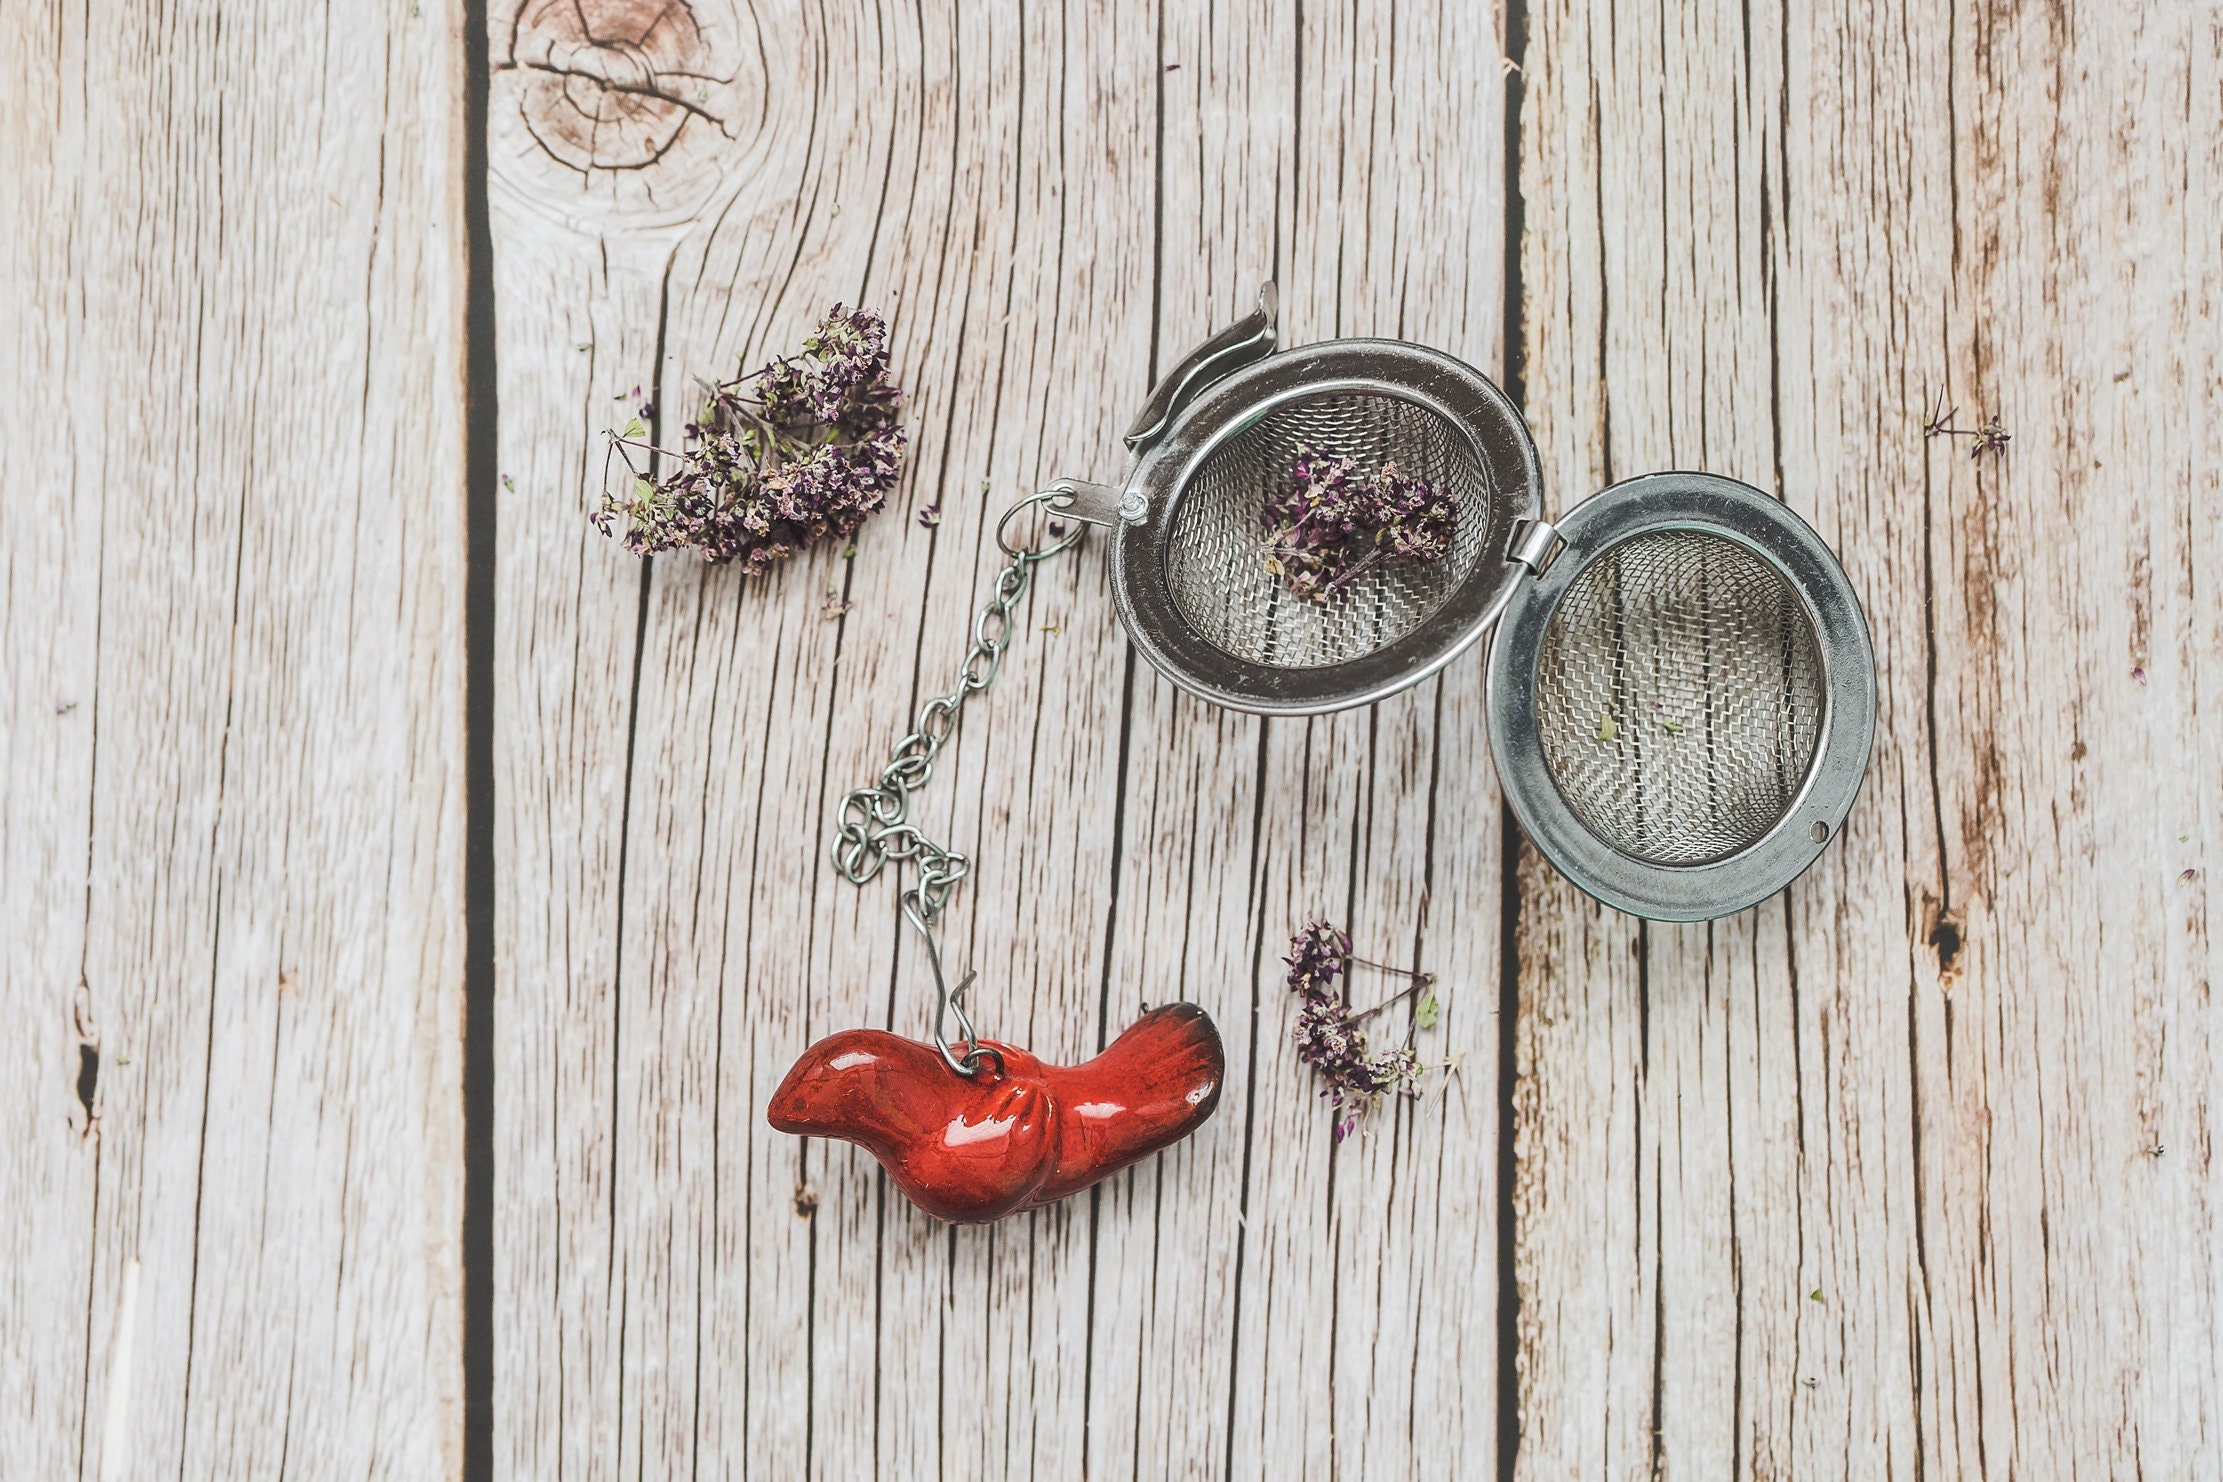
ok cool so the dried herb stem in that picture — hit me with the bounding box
[1921,390,2012,459]
[1322,547,1385,593]
[1348,973,1435,1026]
[1283,921,1443,1141]
[606,433,690,462]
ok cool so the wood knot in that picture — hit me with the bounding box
[509,0,722,172]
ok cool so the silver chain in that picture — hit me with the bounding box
[831,489,1083,1075]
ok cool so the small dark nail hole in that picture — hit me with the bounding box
[1809,820,1829,843]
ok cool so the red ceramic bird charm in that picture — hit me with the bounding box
[766,1003,1225,1223]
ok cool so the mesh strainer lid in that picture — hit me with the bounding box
[1484,472,1875,920]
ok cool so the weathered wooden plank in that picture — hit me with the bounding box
[1068,14,1294,1476]
[1513,0,2223,1475]
[0,11,104,1472]
[0,2,467,1478]
[489,3,1153,1476]
[1197,6,1514,1478]
[490,0,1510,1476]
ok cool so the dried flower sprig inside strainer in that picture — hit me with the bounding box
[1261,443,1458,601]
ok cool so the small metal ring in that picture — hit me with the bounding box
[875,824,924,861]
[961,648,1001,690]
[959,1045,1006,1079]
[830,833,881,882]
[996,488,1090,561]
[917,704,957,743]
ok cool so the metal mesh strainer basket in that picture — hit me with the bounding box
[1096,336,1540,715]
[1533,530,1825,865]
[1485,475,1875,920]
[1164,391,1497,669]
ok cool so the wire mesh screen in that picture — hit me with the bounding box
[1534,530,1825,866]
[1162,391,1495,669]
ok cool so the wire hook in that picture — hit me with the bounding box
[901,889,1003,1078]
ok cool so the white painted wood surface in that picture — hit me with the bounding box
[8,0,2220,1477]
[1,2,468,1479]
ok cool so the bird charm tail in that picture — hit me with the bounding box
[766,1003,1225,1223]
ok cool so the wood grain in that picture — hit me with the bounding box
[11,0,2215,1476]
[1513,0,2223,1474]
[0,2,467,1478]
[487,1,1510,1475]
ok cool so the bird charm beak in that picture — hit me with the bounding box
[767,1003,1226,1223]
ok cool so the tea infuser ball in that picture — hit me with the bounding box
[1045,284,1876,921]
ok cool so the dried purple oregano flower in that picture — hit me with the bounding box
[1261,443,1457,601]
[593,304,906,575]
[1261,445,1364,598]
[1285,920,1440,1141]
[1921,391,2011,460]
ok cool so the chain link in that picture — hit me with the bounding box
[831,489,1083,1073]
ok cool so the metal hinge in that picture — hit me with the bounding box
[1507,518,1566,577]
